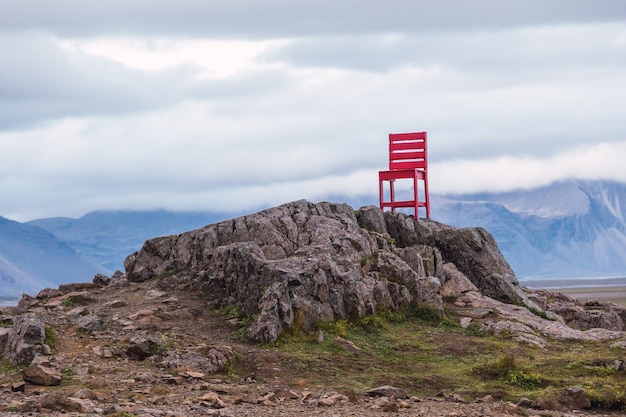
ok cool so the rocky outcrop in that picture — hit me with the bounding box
[124,200,584,343]
[3,313,47,365]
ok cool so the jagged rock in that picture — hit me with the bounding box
[120,200,626,346]
[126,337,160,361]
[413,276,444,315]
[0,314,14,326]
[93,273,111,286]
[76,314,103,333]
[0,327,11,353]
[453,291,623,342]
[17,293,38,309]
[57,290,96,306]
[3,313,46,365]
[442,263,478,296]
[36,287,62,300]
[124,201,525,342]
[539,290,626,331]
[22,363,62,386]
[156,345,234,374]
[58,282,101,293]
[205,345,234,371]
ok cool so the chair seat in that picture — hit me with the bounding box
[378,169,427,181]
[380,200,428,208]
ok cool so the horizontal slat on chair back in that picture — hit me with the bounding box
[389,132,427,170]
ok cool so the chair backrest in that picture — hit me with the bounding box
[389,132,427,171]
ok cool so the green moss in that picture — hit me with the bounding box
[406,302,442,323]
[60,298,74,308]
[502,369,542,390]
[566,360,617,377]
[44,325,56,348]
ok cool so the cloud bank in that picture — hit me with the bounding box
[1,1,625,220]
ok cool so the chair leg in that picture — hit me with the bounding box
[389,180,396,213]
[424,176,430,219]
[378,178,384,211]
[413,175,419,218]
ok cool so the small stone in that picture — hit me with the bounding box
[503,402,518,413]
[129,309,156,320]
[198,392,226,409]
[162,375,184,385]
[398,399,411,408]
[93,273,111,286]
[126,337,159,361]
[22,364,62,386]
[11,381,26,392]
[567,386,591,409]
[77,314,103,333]
[183,370,206,379]
[363,385,408,399]
[460,317,472,329]
[318,397,335,407]
[477,394,493,403]
[382,397,399,412]
[449,393,468,403]
[105,299,126,308]
[146,289,167,299]
[334,336,363,355]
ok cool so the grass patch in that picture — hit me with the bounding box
[267,309,626,411]
[60,298,74,308]
[44,324,57,348]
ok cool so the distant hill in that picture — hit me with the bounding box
[0,216,107,298]
[28,210,231,272]
[432,179,626,279]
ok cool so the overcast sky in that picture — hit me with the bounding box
[1,1,626,221]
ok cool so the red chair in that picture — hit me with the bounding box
[378,132,430,218]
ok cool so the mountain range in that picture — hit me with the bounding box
[433,179,626,279]
[1,179,626,299]
[0,216,105,298]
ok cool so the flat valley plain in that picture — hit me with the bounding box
[522,277,626,307]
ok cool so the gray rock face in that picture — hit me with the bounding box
[124,200,532,343]
[3,313,46,365]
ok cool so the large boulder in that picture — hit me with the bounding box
[123,201,538,342]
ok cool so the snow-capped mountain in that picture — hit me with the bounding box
[432,179,626,279]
